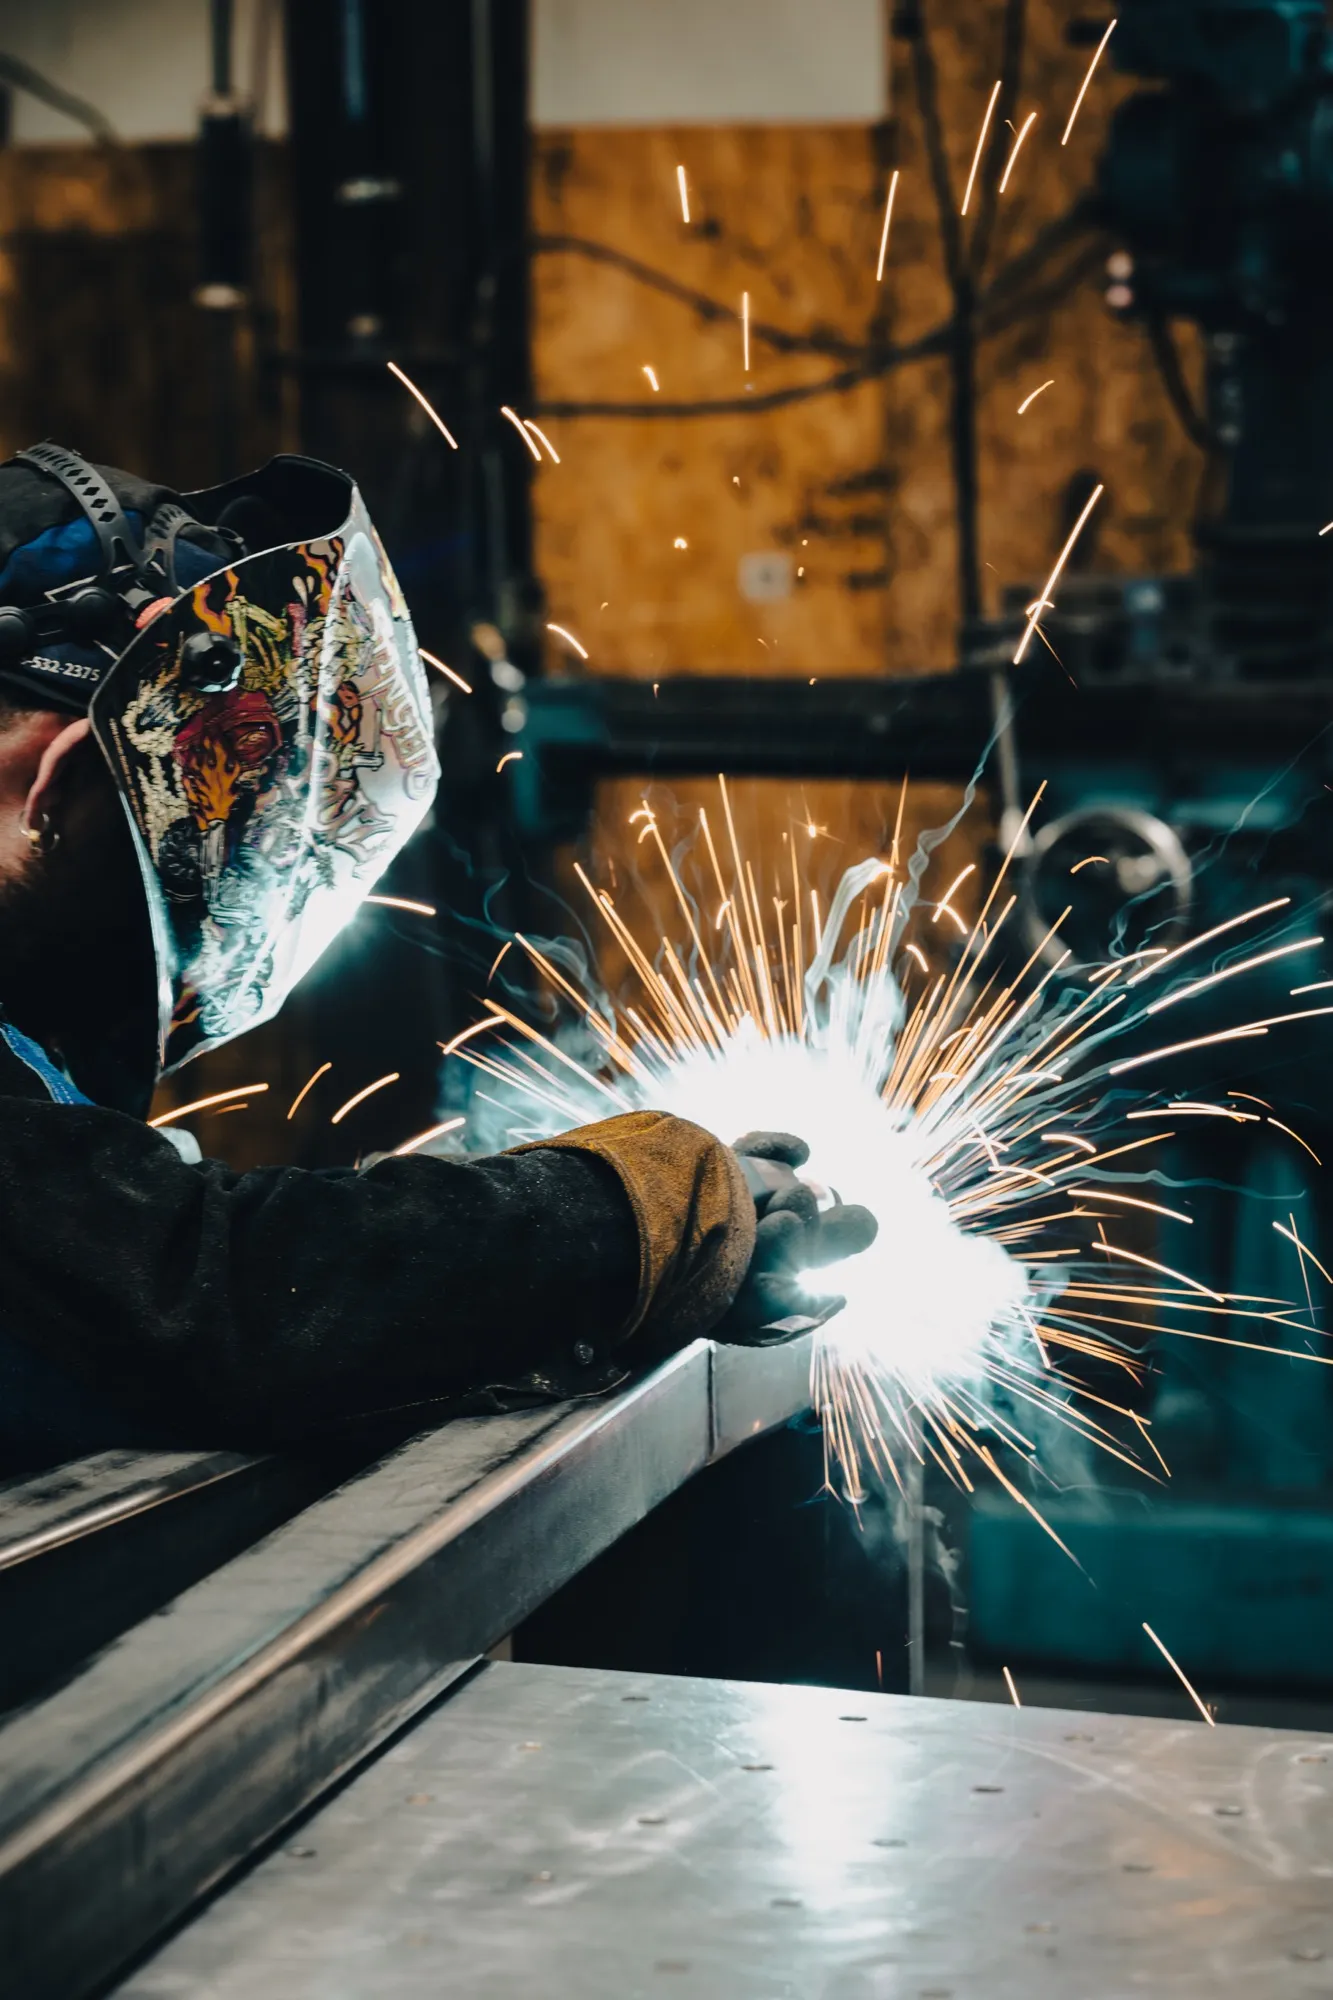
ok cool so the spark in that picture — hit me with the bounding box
[500,406,543,462]
[523,420,561,464]
[1144,937,1322,1017]
[497,750,523,773]
[438,780,1317,1515]
[1128,898,1290,985]
[365,894,437,917]
[1126,1102,1256,1123]
[1062,19,1117,147]
[150,1083,269,1126]
[1267,1117,1322,1165]
[1013,484,1104,663]
[1093,1237,1223,1303]
[1002,1665,1022,1708]
[488,941,514,983]
[419,648,473,694]
[393,1116,466,1157]
[1142,1622,1214,1725]
[875,168,900,282]
[386,360,458,448]
[932,863,975,918]
[286,1062,331,1120]
[999,111,1038,192]
[330,1073,401,1126]
[742,291,751,374]
[1018,379,1055,416]
[674,536,689,550]
[1109,1022,1265,1077]
[962,80,1002,216]
[1321,521,1333,537]
[1069,1187,1193,1225]
[676,163,690,223]
[1114,1006,1333,1075]
[1274,1217,1333,1289]
[1291,978,1333,996]
[547,621,589,660]
[643,365,660,392]
[440,1013,506,1059]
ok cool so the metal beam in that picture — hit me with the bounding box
[0,1448,333,1716]
[510,670,1333,842]
[0,1333,816,2000]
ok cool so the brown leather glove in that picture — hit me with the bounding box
[509,1110,756,1352]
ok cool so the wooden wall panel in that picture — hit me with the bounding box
[530,10,1199,683]
[0,141,294,483]
[531,122,896,681]
[531,1,1203,1020]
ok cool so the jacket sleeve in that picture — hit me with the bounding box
[0,1097,754,1450]
[0,1092,645,1448]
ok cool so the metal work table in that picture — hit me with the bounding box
[0,1334,815,1999]
[116,1659,1333,1999]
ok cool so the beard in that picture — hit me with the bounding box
[0,738,159,1115]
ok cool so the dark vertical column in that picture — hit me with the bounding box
[275,0,539,1162]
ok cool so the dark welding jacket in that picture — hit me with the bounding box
[0,1014,755,1474]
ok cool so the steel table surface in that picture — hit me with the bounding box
[117,1660,1333,2000]
[0,1337,819,2000]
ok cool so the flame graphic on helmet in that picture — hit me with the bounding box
[191,568,242,638]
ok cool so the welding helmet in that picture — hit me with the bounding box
[0,443,439,1071]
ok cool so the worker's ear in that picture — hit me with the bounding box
[22,716,93,839]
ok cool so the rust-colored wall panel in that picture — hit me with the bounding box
[532,122,897,681]
[530,11,1200,682]
[530,5,1202,1031]
[0,141,295,485]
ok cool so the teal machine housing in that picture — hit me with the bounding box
[968,667,1333,1690]
[508,0,1333,1694]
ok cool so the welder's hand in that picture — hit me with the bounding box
[718,1131,878,1345]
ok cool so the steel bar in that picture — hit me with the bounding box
[0,1450,261,1572]
[0,1448,332,1716]
[0,1333,815,2000]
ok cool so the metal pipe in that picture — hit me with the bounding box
[210,0,234,98]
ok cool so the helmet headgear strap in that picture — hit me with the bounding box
[15,442,147,579]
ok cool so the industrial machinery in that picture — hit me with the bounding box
[508,0,1333,1693]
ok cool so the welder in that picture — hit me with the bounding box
[0,445,875,1473]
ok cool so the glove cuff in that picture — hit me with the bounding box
[509,1111,756,1348]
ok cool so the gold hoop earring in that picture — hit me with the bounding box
[19,811,57,856]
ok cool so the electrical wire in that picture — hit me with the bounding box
[532,203,1098,422]
[0,52,118,143]
[1144,312,1215,452]
[532,233,866,363]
